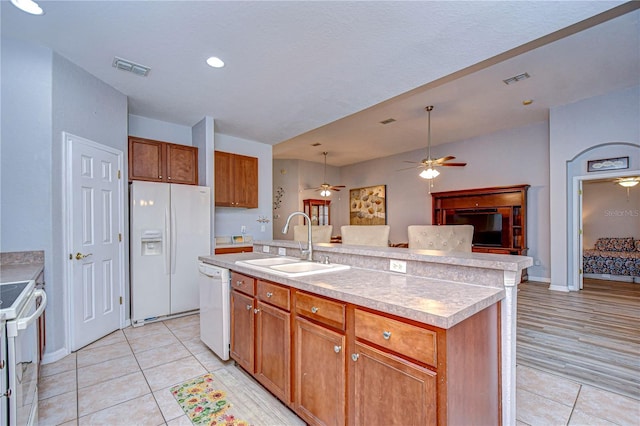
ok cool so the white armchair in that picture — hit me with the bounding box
[293,225,333,243]
[408,225,474,252]
[340,225,390,247]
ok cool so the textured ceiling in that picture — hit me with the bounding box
[2,1,638,166]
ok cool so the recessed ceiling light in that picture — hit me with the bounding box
[10,0,44,15]
[522,99,533,106]
[206,57,225,68]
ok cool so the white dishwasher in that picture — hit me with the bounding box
[198,262,230,361]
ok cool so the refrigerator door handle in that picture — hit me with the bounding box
[171,202,177,274]
[165,207,171,275]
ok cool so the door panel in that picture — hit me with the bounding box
[169,184,211,313]
[68,133,123,351]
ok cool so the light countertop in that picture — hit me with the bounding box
[200,250,506,329]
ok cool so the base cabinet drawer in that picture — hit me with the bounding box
[354,309,437,367]
[351,342,437,425]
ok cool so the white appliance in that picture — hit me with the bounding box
[1,280,47,426]
[198,262,230,360]
[131,181,211,325]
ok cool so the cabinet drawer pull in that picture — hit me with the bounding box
[382,331,392,340]
[351,353,359,362]
[254,308,260,314]
[246,304,252,310]
[334,345,342,353]
[266,292,273,298]
[236,281,244,286]
[311,306,319,314]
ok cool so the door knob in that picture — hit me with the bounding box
[75,252,93,260]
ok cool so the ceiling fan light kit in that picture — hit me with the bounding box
[414,105,467,181]
[617,177,639,188]
[309,152,345,197]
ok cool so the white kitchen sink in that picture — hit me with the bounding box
[239,256,301,267]
[235,257,350,277]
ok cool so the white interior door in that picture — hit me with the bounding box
[66,133,124,351]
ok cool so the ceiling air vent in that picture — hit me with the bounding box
[502,72,530,85]
[112,57,151,77]
[311,143,322,147]
[380,118,396,125]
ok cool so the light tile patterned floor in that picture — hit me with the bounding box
[38,314,304,426]
[38,313,639,425]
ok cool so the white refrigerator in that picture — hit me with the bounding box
[130,181,211,325]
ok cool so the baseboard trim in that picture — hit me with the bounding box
[527,275,551,283]
[42,347,70,365]
[548,284,570,292]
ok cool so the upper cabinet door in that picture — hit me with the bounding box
[128,137,198,185]
[214,151,258,208]
[166,143,198,185]
[234,154,258,208]
[128,137,164,182]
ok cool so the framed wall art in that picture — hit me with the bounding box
[587,156,629,172]
[349,185,386,225]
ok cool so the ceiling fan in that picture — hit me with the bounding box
[309,152,345,197]
[401,105,466,179]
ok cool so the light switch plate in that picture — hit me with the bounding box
[278,247,287,256]
[262,245,270,253]
[390,259,407,273]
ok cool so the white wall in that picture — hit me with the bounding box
[583,180,640,248]
[273,158,342,239]
[1,36,129,357]
[215,134,273,241]
[337,121,550,279]
[549,85,640,291]
[128,114,193,146]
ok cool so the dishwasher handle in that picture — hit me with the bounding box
[198,261,224,278]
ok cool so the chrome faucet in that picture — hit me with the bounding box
[282,211,313,261]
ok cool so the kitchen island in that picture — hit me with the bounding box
[200,240,532,425]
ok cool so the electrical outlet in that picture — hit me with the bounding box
[241,225,246,234]
[262,245,270,253]
[278,247,287,256]
[261,225,266,232]
[389,259,407,273]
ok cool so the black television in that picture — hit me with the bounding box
[451,212,503,246]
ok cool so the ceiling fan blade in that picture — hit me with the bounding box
[332,185,346,188]
[402,160,421,164]
[440,162,467,167]
[435,156,456,163]
[397,165,422,171]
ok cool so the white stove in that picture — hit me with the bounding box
[0,279,46,426]
[0,280,35,320]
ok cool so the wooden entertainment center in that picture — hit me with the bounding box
[431,185,529,256]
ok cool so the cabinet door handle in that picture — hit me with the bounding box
[382,331,392,340]
[351,353,359,362]
[266,292,273,298]
[246,304,252,310]
[254,308,260,314]
[159,175,162,179]
[311,306,319,314]
[236,281,243,286]
[334,345,342,353]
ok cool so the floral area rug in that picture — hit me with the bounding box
[170,373,250,426]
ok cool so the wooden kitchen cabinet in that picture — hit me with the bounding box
[128,136,198,185]
[230,290,255,372]
[351,342,437,425]
[230,276,292,403]
[255,280,291,403]
[214,151,258,208]
[229,269,500,425]
[295,316,346,426]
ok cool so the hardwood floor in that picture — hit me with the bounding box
[517,278,640,400]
